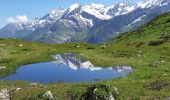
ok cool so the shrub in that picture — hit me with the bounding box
[0,58,13,64]
[144,80,168,91]
[166,18,170,23]
[148,40,164,46]
[67,90,82,100]
[22,48,31,51]
[87,47,95,49]
[136,42,145,47]
[160,34,170,40]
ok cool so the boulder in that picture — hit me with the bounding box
[0,66,6,69]
[30,83,37,86]
[83,84,118,100]
[43,91,53,100]
[15,88,21,91]
[0,89,10,100]
[109,93,116,100]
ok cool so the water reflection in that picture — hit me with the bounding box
[53,53,132,72]
[0,53,133,83]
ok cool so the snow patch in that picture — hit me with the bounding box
[68,3,80,12]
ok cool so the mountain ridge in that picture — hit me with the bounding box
[0,0,170,44]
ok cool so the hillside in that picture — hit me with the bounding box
[0,12,170,99]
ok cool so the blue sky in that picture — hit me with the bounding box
[0,0,146,28]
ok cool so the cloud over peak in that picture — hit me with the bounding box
[6,15,29,24]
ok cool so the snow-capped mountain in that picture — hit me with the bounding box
[0,0,170,43]
[106,2,133,17]
[53,53,101,71]
[87,0,170,43]
[53,53,133,72]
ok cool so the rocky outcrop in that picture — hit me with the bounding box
[83,84,119,100]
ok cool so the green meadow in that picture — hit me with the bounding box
[0,12,170,99]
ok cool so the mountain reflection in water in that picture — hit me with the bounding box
[0,53,133,83]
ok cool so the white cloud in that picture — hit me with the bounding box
[6,15,29,23]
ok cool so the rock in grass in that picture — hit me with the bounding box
[30,83,37,86]
[163,74,168,76]
[18,44,23,47]
[153,61,165,65]
[0,44,7,46]
[109,92,116,100]
[0,66,6,69]
[43,91,53,100]
[0,89,10,100]
[15,88,21,91]
[75,45,80,48]
[164,97,170,100]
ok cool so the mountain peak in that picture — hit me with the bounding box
[90,3,105,8]
[116,2,130,6]
[137,0,170,8]
[68,3,81,12]
[106,2,132,17]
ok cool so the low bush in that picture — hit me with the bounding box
[148,40,164,46]
[87,47,95,49]
[160,34,170,40]
[144,80,169,91]
[165,18,170,23]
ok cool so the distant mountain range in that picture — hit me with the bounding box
[0,0,170,44]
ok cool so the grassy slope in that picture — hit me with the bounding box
[0,39,98,77]
[0,12,170,99]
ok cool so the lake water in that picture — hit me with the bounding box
[0,53,133,83]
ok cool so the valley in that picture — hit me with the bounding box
[0,12,170,99]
